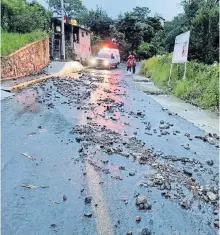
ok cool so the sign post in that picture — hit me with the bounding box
[168,63,173,86]
[168,31,190,85]
[61,0,65,60]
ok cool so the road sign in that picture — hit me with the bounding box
[172,31,190,63]
[168,31,190,85]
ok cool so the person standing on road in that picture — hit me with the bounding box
[127,55,133,75]
[131,53,136,74]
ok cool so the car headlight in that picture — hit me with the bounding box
[103,60,109,66]
[90,59,96,65]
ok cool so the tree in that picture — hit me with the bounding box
[131,6,150,21]
[114,7,163,51]
[79,6,113,38]
[189,0,219,63]
[137,41,157,59]
[46,0,86,18]
[1,0,51,33]
[162,0,219,64]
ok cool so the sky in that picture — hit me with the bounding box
[37,0,183,21]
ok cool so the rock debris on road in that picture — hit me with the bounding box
[1,68,219,235]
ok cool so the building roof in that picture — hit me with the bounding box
[51,17,91,33]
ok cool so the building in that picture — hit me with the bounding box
[50,17,91,64]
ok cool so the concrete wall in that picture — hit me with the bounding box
[74,28,91,63]
[1,37,49,80]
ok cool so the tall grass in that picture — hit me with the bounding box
[1,30,48,56]
[140,54,219,110]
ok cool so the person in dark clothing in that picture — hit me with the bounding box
[131,53,136,74]
[127,55,133,75]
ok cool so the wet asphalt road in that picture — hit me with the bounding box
[1,67,219,235]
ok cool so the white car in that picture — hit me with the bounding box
[90,48,120,69]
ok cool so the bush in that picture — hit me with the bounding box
[1,30,48,56]
[140,54,219,110]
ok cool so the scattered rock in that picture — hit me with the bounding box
[159,123,170,129]
[180,199,191,209]
[84,212,92,217]
[206,160,214,166]
[141,228,152,235]
[183,144,190,150]
[63,195,67,201]
[51,224,56,228]
[129,172,135,176]
[207,192,217,201]
[127,232,132,235]
[183,169,193,176]
[136,195,147,205]
[164,181,171,190]
[136,216,141,222]
[119,166,125,170]
[214,220,219,228]
[161,130,169,135]
[85,197,92,204]
[213,209,218,215]
[160,120,164,124]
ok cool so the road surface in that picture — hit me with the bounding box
[2,67,219,235]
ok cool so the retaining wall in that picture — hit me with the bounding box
[1,37,49,80]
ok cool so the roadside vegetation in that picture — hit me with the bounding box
[140,54,219,110]
[1,0,51,56]
[1,30,48,56]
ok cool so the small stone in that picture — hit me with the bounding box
[139,203,145,210]
[164,181,171,190]
[159,124,170,129]
[75,137,81,143]
[38,125,42,129]
[207,192,217,201]
[183,144,190,150]
[203,195,209,202]
[85,197,92,204]
[141,228,152,235]
[137,111,142,116]
[213,209,218,215]
[136,216,141,222]
[206,160,214,166]
[136,195,147,205]
[51,224,56,228]
[84,212,92,217]
[63,195,67,201]
[78,148,83,153]
[119,166,125,170]
[127,232,132,235]
[183,169,192,176]
[129,172,135,176]
[214,220,219,228]
[145,202,152,210]
[180,200,191,209]
[160,120,164,124]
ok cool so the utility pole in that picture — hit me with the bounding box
[61,0,65,60]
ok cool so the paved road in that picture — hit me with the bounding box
[2,67,219,235]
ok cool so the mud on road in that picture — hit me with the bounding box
[1,68,219,235]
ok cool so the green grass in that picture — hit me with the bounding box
[1,30,48,56]
[140,54,219,110]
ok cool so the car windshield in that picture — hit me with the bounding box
[98,50,111,58]
[98,53,110,59]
